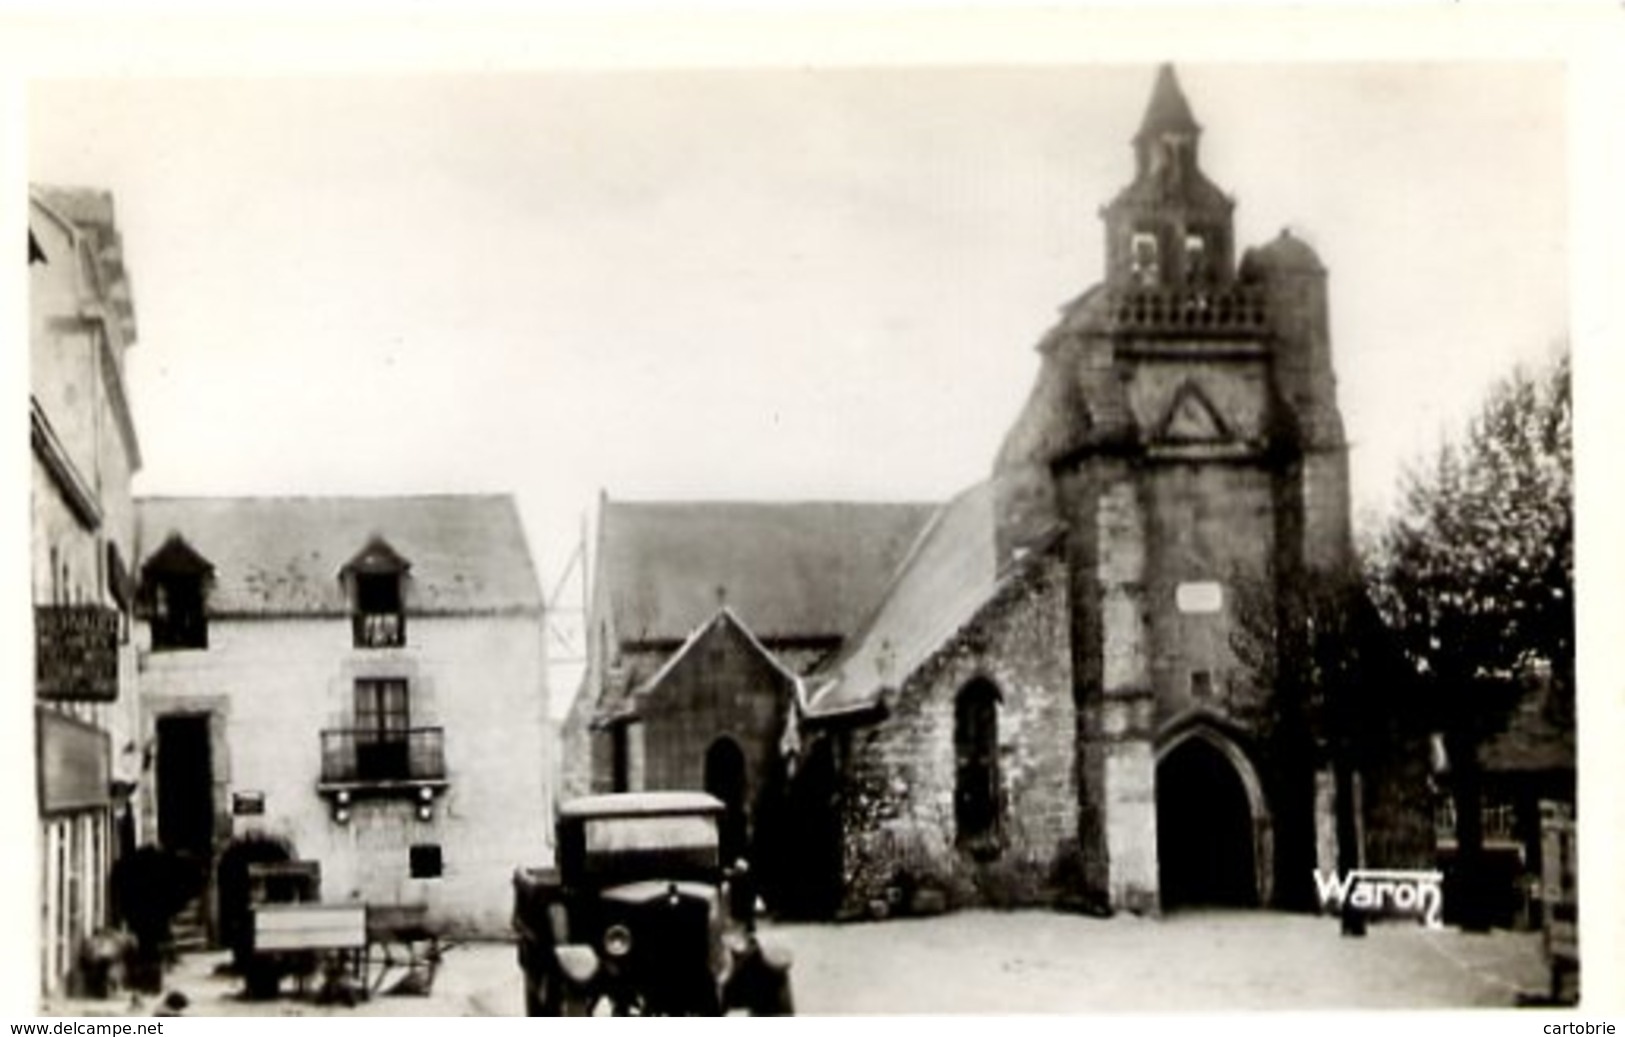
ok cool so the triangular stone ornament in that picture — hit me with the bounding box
[1158,381,1231,443]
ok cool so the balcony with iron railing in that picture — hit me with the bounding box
[352,611,405,649]
[1102,286,1269,335]
[317,727,446,793]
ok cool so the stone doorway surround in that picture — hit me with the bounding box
[1154,721,1274,910]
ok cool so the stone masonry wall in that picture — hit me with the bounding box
[1141,461,1278,726]
[835,544,1078,917]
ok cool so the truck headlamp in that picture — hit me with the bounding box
[603,924,633,958]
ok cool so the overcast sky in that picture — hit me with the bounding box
[29,62,1567,706]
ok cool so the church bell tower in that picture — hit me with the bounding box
[993,64,1350,916]
[1103,64,1236,291]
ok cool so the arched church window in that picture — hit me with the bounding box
[954,679,1002,856]
[1130,231,1161,287]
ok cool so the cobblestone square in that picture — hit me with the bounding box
[47,910,1553,1016]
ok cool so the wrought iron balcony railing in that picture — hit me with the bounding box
[352,611,405,648]
[319,726,445,787]
[1102,287,1268,335]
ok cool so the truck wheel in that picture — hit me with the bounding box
[743,970,793,1016]
[762,974,794,1016]
[559,984,595,1016]
[523,973,550,1017]
[736,972,793,1016]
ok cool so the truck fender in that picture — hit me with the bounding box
[554,943,602,987]
[754,933,793,973]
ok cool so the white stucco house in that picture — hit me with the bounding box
[133,494,552,939]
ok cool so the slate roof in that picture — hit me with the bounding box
[135,495,543,616]
[597,499,936,645]
[802,480,1007,718]
[31,186,137,345]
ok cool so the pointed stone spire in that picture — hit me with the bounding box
[1134,64,1200,144]
[1103,63,1235,288]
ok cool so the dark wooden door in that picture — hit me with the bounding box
[1156,738,1258,909]
[156,714,214,860]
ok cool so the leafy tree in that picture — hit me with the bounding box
[1229,564,1419,929]
[1365,347,1573,930]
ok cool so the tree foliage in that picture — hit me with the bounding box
[1366,348,1573,718]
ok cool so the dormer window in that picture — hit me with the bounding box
[355,573,404,647]
[152,576,206,649]
[140,535,213,651]
[344,537,409,648]
[1131,231,1161,287]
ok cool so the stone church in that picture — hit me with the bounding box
[564,65,1385,920]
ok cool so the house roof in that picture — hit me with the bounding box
[1479,696,1575,774]
[30,185,137,345]
[598,498,936,644]
[802,480,1008,718]
[135,494,543,616]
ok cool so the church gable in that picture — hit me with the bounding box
[1156,380,1232,444]
[627,608,800,837]
[633,607,801,715]
[1121,364,1272,453]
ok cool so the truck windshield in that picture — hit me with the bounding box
[584,814,719,858]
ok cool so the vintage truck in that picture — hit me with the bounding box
[512,791,794,1016]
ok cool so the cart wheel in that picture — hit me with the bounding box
[244,960,282,1000]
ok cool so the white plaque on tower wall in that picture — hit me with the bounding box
[1175,581,1224,614]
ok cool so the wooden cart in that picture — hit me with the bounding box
[364,904,442,997]
[247,902,369,1003]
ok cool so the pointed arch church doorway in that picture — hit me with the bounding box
[1155,729,1270,910]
